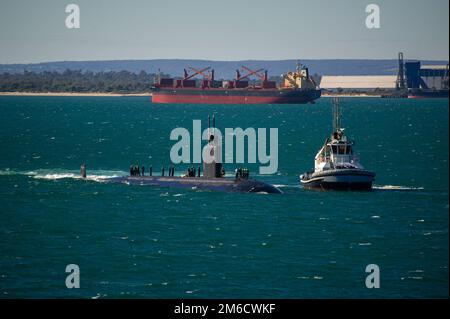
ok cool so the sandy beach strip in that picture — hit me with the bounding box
[0,92,152,97]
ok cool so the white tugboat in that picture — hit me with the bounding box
[300,98,375,190]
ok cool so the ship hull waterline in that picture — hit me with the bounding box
[408,89,449,99]
[104,175,282,194]
[300,169,375,191]
[152,88,321,104]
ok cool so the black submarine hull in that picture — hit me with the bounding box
[105,175,282,194]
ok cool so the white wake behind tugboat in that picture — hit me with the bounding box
[300,98,375,190]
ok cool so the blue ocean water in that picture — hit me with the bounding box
[0,96,448,298]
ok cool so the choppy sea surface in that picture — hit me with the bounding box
[0,96,448,298]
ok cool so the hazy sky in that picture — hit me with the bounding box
[0,0,448,63]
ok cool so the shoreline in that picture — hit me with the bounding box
[321,93,381,98]
[0,92,151,97]
[0,92,382,98]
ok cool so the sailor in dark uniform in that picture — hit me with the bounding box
[80,164,87,178]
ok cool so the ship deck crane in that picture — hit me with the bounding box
[240,66,267,82]
[183,66,212,80]
[236,66,265,81]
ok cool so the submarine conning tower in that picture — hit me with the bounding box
[203,114,223,179]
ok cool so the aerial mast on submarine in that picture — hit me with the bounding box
[203,114,223,178]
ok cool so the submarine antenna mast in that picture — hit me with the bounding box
[208,115,211,139]
[212,114,215,137]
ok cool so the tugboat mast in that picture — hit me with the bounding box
[332,97,341,133]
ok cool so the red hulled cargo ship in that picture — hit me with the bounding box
[151,64,321,104]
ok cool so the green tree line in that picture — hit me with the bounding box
[0,70,165,93]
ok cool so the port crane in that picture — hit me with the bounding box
[442,64,449,90]
[396,52,406,90]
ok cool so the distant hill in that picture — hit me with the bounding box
[0,59,448,78]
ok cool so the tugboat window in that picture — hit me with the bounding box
[346,146,353,154]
